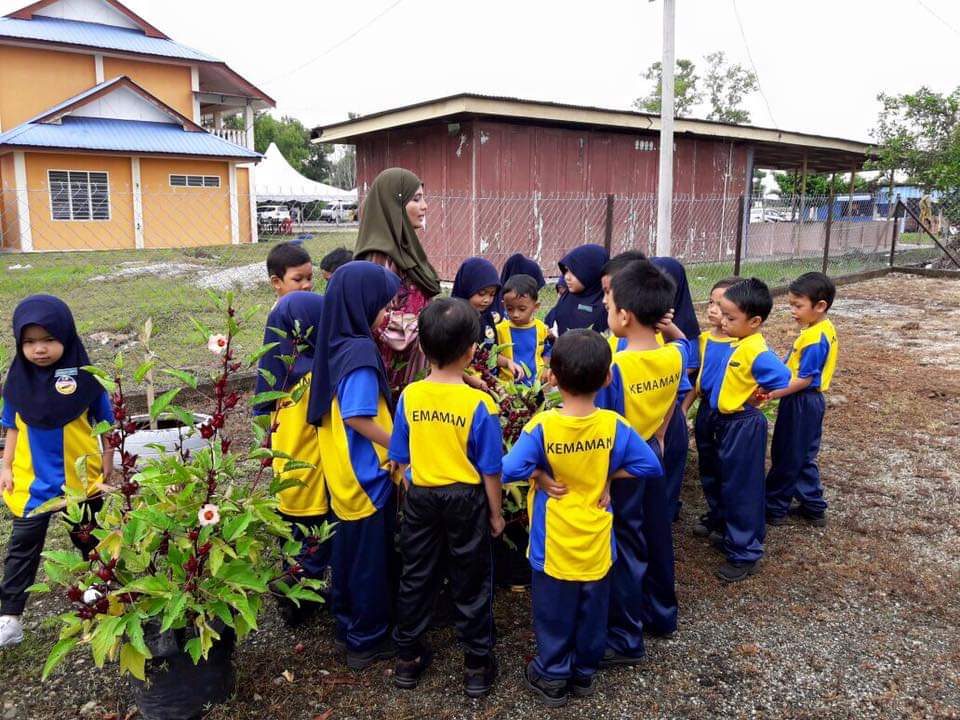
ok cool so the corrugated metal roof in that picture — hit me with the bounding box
[0,116,260,159]
[0,15,217,61]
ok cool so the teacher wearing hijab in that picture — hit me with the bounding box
[354,168,440,398]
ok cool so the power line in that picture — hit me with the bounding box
[730,0,777,128]
[263,0,407,86]
[915,0,960,37]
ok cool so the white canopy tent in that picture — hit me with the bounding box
[254,142,357,203]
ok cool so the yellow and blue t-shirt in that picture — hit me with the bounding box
[1,391,112,518]
[710,333,791,414]
[608,334,699,375]
[496,319,550,386]
[502,409,662,582]
[389,381,502,487]
[317,367,394,521]
[597,342,692,441]
[271,373,327,517]
[696,331,737,397]
[785,319,838,392]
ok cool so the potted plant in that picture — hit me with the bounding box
[30,293,331,720]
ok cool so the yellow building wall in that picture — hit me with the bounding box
[236,166,251,243]
[102,57,194,120]
[0,154,20,250]
[0,46,97,130]
[24,152,134,251]
[140,158,231,248]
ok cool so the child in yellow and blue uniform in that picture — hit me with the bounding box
[690,277,740,540]
[255,291,330,625]
[765,272,839,527]
[503,330,661,707]
[712,279,791,582]
[307,261,402,670]
[595,260,691,659]
[0,295,114,648]
[389,298,504,697]
[496,274,551,386]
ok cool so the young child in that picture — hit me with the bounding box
[267,241,314,301]
[600,251,649,354]
[319,247,354,281]
[307,261,401,669]
[389,298,504,697]
[544,244,609,335]
[765,272,838,527]
[596,260,690,654]
[0,295,114,647]
[689,277,741,541]
[496,253,545,317]
[452,257,502,349]
[496,274,551,386]
[503,330,661,707]
[256,291,330,626]
[711,279,790,582]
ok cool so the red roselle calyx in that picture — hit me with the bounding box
[199,423,216,439]
[220,439,232,454]
[67,586,82,602]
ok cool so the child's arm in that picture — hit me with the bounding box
[497,354,526,380]
[483,473,505,537]
[340,368,392,449]
[345,417,391,449]
[653,401,676,455]
[387,395,411,486]
[1,428,16,493]
[764,376,813,401]
[657,310,686,341]
[463,371,486,391]
[680,387,697,416]
[101,444,114,481]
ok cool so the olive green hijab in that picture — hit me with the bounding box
[354,168,441,297]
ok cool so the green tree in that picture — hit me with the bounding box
[772,172,870,197]
[634,58,701,117]
[330,146,356,190]
[225,112,332,182]
[702,51,758,124]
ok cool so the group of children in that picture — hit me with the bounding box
[0,232,838,709]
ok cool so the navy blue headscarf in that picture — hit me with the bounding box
[500,254,545,289]
[2,295,101,429]
[545,244,609,335]
[452,257,502,340]
[307,261,401,424]
[254,291,325,414]
[651,257,700,341]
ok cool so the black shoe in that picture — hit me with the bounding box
[692,514,713,537]
[571,674,595,697]
[798,508,827,527]
[708,530,725,551]
[716,560,759,583]
[766,513,789,527]
[463,654,498,698]
[525,661,568,707]
[645,627,676,640]
[600,647,644,668]
[394,648,433,689]
[346,637,396,671]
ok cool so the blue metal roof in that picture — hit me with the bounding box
[0,15,217,62]
[0,116,260,159]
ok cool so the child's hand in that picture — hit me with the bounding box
[489,512,505,538]
[598,484,611,509]
[532,468,567,499]
[508,359,526,381]
[655,308,675,332]
[0,466,12,494]
[748,389,770,406]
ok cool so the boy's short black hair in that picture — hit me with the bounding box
[712,275,742,292]
[724,278,774,321]
[503,273,539,301]
[320,247,353,274]
[610,260,675,327]
[601,250,647,279]
[550,329,611,396]
[418,297,479,368]
[266,242,312,279]
[788,271,836,310]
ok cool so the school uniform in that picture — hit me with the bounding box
[495,319,550,386]
[597,341,691,649]
[766,319,839,520]
[709,334,790,564]
[544,244,609,335]
[694,332,738,532]
[502,409,661,682]
[389,381,502,662]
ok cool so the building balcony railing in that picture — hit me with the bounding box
[205,126,250,149]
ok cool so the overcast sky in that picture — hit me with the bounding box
[7,0,960,141]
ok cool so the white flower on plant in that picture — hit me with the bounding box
[198,503,220,526]
[207,334,228,355]
[82,587,102,605]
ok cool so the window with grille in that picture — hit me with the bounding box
[48,171,110,221]
[170,174,221,188]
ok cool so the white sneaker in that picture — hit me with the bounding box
[0,615,24,648]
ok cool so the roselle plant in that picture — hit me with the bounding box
[31,292,331,681]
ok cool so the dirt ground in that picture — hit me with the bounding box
[1,272,958,720]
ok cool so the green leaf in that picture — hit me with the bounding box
[230,594,259,631]
[249,391,289,407]
[160,592,188,633]
[42,637,79,680]
[90,420,113,438]
[257,368,277,389]
[246,342,280,366]
[281,460,315,474]
[119,642,147,680]
[91,616,125,667]
[123,575,174,596]
[184,637,203,665]
[27,582,50,593]
[149,388,182,421]
[160,368,198,390]
[80,365,110,380]
[133,360,157,383]
[222,513,253,542]
[124,615,152,659]
[208,600,234,629]
[188,316,213,337]
[290,385,307,404]
[114,352,124,372]
[216,560,266,591]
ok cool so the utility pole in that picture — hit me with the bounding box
[655,0,675,257]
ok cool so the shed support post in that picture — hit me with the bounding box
[822,176,835,274]
[734,196,745,276]
[603,194,614,254]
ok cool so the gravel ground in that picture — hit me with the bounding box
[1,272,958,720]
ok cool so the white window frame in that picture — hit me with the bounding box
[169,174,221,188]
[47,170,111,222]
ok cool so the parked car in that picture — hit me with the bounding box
[257,205,291,222]
[320,201,358,223]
